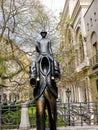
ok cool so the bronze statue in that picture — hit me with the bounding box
[30,31,60,130]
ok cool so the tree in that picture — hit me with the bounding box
[0,0,61,102]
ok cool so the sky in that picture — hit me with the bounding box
[40,0,66,17]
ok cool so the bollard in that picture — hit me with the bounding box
[19,102,30,130]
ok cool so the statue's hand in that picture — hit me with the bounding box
[51,76,55,80]
[30,77,36,86]
[36,77,40,81]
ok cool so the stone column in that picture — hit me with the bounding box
[19,102,30,130]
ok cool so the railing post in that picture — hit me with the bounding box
[95,102,98,125]
[68,102,70,126]
[0,105,1,130]
[80,103,83,126]
[19,102,30,130]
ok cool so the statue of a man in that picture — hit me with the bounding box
[30,31,60,130]
[36,31,52,54]
[30,31,60,85]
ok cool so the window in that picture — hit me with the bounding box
[94,12,97,21]
[3,94,7,104]
[0,95,1,103]
[79,35,84,62]
[87,23,89,31]
[96,50,98,63]
[90,18,93,26]
[68,29,72,43]
[93,42,98,64]
[93,43,97,64]
[96,79,98,92]
[75,50,79,66]
[91,32,98,65]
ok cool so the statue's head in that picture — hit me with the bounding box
[40,31,47,38]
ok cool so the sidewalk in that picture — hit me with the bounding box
[31,126,98,130]
[3,126,98,130]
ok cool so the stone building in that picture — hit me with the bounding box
[59,0,98,103]
[84,0,98,101]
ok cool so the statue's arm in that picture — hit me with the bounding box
[36,42,40,53]
[49,40,52,54]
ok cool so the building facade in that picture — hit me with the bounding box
[60,0,98,103]
[84,0,98,101]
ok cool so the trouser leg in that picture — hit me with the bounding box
[48,98,57,130]
[45,91,57,130]
[36,96,45,130]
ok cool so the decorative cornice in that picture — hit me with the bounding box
[71,0,81,24]
[60,0,69,26]
[71,0,91,24]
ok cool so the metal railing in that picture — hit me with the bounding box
[0,104,21,129]
[0,102,98,129]
[57,102,98,126]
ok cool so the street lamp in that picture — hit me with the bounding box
[66,88,71,102]
[66,88,71,126]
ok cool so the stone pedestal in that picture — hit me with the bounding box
[19,102,30,130]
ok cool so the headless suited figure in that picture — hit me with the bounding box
[30,31,60,130]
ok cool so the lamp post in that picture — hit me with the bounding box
[66,88,71,126]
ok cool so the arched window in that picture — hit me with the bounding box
[91,31,98,64]
[9,93,16,103]
[3,93,7,104]
[91,31,97,45]
[79,34,84,62]
[96,79,98,92]
[15,93,19,101]
[0,95,1,103]
[76,27,84,64]
[76,27,81,66]
[68,29,72,43]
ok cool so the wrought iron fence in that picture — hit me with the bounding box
[0,102,65,129]
[0,102,98,129]
[0,104,21,129]
[57,102,98,126]
[28,102,65,128]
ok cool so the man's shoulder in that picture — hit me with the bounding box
[38,38,50,43]
[44,38,50,42]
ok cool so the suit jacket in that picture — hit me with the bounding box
[36,38,52,54]
[33,79,58,100]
